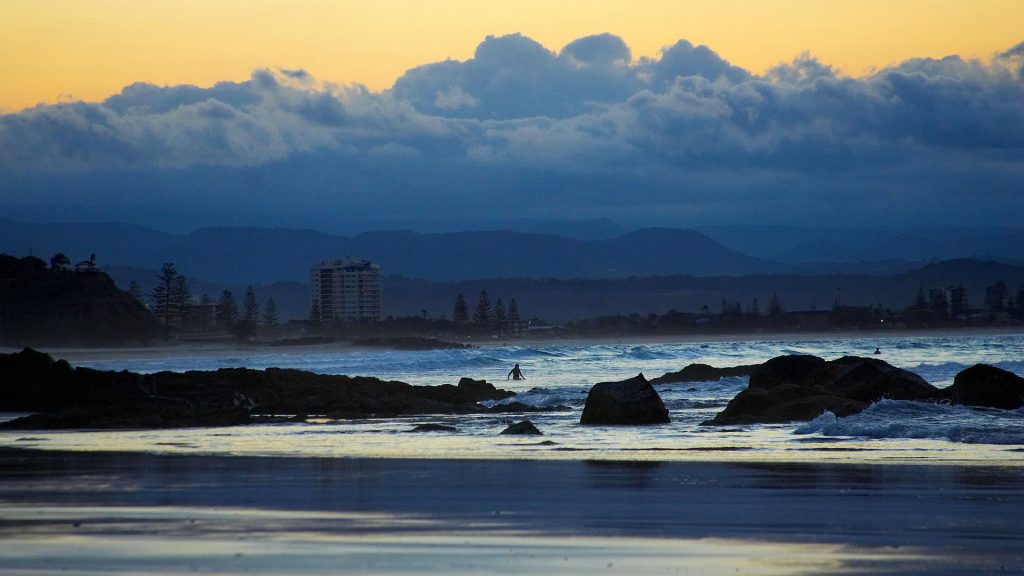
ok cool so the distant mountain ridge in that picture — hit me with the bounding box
[0,219,779,285]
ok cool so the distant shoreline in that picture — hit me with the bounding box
[6,325,1021,364]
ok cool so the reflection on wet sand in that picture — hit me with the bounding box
[1,449,1021,574]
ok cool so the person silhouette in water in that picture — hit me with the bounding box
[507,363,525,381]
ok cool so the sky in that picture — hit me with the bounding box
[2,1,1023,232]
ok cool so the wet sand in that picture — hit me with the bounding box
[1,448,1022,574]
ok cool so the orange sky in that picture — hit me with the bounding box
[2,0,1021,112]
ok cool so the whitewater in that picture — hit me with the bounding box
[3,332,1022,464]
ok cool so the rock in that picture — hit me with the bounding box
[0,350,518,429]
[500,420,542,435]
[706,384,867,425]
[947,364,1024,409]
[580,373,670,425]
[409,423,459,433]
[650,363,758,385]
[747,355,827,390]
[804,356,936,402]
[706,355,941,425]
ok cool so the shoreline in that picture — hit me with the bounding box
[5,326,1022,364]
[1,448,1021,575]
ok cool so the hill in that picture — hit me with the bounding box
[0,220,780,284]
[0,254,159,346]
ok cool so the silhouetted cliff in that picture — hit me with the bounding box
[0,254,159,346]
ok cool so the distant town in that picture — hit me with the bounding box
[2,250,1022,348]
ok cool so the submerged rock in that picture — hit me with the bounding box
[650,363,759,385]
[580,373,670,425]
[500,420,543,435]
[409,423,459,433]
[947,364,1024,409]
[706,355,940,425]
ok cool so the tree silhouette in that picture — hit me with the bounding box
[453,293,469,325]
[508,299,520,324]
[128,280,145,304]
[234,285,260,340]
[263,297,279,328]
[152,262,188,337]
[493,298,507,332]
[473,290,491,326]
[217,290,239,327]
[49,253,70,271]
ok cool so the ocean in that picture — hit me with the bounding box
[3,332,1022,464]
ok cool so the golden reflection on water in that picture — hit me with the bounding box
[0,505,932,576]
[2,418,1020,466]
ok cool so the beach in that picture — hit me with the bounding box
[1,449,1023,575]
[2,333,1023,574]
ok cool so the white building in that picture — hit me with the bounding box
[310,258,381,323]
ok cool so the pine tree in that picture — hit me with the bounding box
[233,285,260,340]
[242,286,259,323]
[217,290,239,327]
[152,262,187,336]
[473,290,491,326]
[263,297,279,328]
[128,280,145,304]
[493,299,507,332]
[453,293,469,325]
[768,293,784,317]
[508,299,520,323]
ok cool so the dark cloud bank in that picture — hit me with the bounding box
[2,34,1023,231]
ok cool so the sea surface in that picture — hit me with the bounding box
[3,332,1023,464]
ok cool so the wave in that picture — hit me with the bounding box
[482,386,586,409]
[794,399,1024,445]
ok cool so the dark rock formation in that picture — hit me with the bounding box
[0,254,159,346]
[500,420,543,435]
[580,373,670,425]
[409,423,459,433]
[707,355,940,425]
[0,349,516,429]
[946,364,1024,409]
[650,363,759,385]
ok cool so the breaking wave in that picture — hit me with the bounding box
[794,400,1024,445]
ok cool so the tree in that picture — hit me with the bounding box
[128,280,146,304]
[234,285,260,340]
[453,293,469,325]
[473,290,491,326]
[493,299,507,332]
[217,290,239,327]
[750,298,760,317]
[49,253,70,271]
[263,297,279,328]
[152,262,188,336]
[508,299,520,323]
[242,286,259,323]
[768,293,784,317]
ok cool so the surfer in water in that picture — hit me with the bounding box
[507,363,525,381]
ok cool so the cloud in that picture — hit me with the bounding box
[1,35,1023,229]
